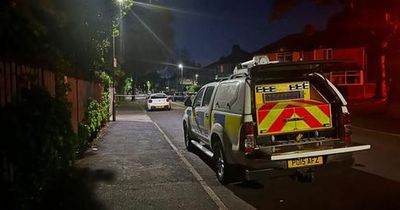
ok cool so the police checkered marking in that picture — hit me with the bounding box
[256,85,276,93]
[289,82,309,91]
[257,100,332,135]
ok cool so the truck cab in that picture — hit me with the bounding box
[182,58,371,184]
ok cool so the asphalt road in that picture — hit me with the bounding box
[67,101,400,210]
[147,101,400,210]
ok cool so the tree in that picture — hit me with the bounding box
[0,0,133,79]
[121,2,175,87]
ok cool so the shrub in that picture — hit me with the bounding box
[75,92,110,155]
[0,87,75,209]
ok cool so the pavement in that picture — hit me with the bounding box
[62,102,219,210]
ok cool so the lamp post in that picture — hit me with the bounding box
[112,35,116,121]
[195,74,198,85]
[178,63,183,90]
[112,0,124,121]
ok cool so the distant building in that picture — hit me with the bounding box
[203,45,253,81]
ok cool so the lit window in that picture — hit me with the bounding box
[330,70,362,85]
[277,52,293,62]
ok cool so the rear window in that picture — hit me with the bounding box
[151,94,167,99]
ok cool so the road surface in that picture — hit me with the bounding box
[67,101,400,210]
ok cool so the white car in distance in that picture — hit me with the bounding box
[147,93,171,111]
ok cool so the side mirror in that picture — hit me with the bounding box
[184,98,192,107]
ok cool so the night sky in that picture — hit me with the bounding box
[164,0,342,66]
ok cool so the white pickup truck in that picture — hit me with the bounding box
[182,58,370,184]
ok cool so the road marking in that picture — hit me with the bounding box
[352,125,400,137]
[152,121,228,210]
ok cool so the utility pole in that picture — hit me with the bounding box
[111,0,124,121]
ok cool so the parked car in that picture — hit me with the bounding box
[147,93,171,111]
[173,92,185,101]
[182,57,371,184]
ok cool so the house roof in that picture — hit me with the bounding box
[253,30,370,55]
[204,45,252,69]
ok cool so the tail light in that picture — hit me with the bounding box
[241,122,255,154]
[341,111,352,142]
[148,99,152,103]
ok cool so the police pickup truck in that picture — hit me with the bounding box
[182,56,370,184]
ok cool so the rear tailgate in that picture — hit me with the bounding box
[253,80,370,166]
[255,81,332,136]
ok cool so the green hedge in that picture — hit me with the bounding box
[75,92,110,156]
[0,88,75,209]
[0,87,111,208]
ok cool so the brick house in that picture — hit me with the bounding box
[254,32,376,100]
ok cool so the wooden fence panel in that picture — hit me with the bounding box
[0,61,103,133]
[0,62,5,107]
[67,77,79,132]
[11,62,16,97]
[5,62,11,104]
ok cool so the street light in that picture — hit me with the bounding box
[178,63,183,90]
[112,0,124,121]
[195,74,198,85]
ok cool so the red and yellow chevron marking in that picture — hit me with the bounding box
[256,99,332,135]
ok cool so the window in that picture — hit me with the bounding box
[330,70,362,85]
[202,86,215,107]
[277,52,293,62]
[323,49,333,60]
[151,94,167,99]
[193,87,205,107]
[213,81,241,113]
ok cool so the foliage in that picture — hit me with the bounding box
[76,92,110,155]
[187,84,200,92]
[0,0,134,79]
[95,71,112,92]
[0,87,75,209]
[124,77,134,94]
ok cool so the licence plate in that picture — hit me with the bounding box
[287,156,323,168]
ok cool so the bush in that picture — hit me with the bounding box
[0,87,75,209]
[76,92,110,155]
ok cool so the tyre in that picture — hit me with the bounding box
[214,141,232,184]
[183,123,194,152]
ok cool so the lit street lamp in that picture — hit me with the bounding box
[178,63,183,90]
[195,74,198,85]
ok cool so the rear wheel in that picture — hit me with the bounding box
[214,141,232,184]
[183,123,194,152]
